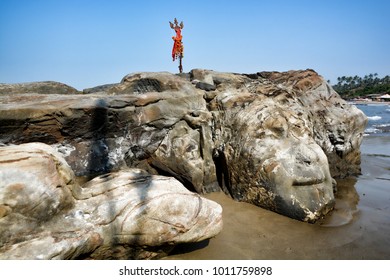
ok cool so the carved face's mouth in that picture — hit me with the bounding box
[292,177,325,186]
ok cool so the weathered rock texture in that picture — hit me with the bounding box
[0,81,80,95]
[0,143,222,259]
[0,69,367,224]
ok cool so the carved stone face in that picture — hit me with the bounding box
[224,99,335,222]
[151,121,205,193]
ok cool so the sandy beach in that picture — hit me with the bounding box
[349,101,390,105]
[164,136,390,260]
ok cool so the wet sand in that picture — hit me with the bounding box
[165,136,390,259]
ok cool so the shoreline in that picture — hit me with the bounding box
[348,100,390,105]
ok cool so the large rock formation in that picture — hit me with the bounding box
[0,143,222,259]
[0,69,367,225]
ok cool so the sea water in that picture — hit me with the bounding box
[355,104,390,157]
[356,103,390,136]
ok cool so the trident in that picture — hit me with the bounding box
[169,18,184,73]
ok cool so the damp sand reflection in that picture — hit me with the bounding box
[319,177,360,227]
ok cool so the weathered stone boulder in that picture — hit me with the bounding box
[0,143,223,259]
[0,73,217,193]
[0,69,367,223]
[0,142,75,247]
[0,81,80,95]
[207,69,366,221]
[214,98,335,221]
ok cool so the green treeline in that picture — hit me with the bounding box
[331,73,390,99]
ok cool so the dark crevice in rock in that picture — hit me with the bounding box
[212,149,233,198]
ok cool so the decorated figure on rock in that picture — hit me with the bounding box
[169,18,184,73]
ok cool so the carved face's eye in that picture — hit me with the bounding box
[262,115,288,138]
[186,144,196,153]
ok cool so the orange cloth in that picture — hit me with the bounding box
[172,28,183,61]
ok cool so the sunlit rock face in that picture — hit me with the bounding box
[0,143,223,260]
[216,98,335,222]
[0,69,367,223]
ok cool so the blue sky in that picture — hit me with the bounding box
[1,0,389,90]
